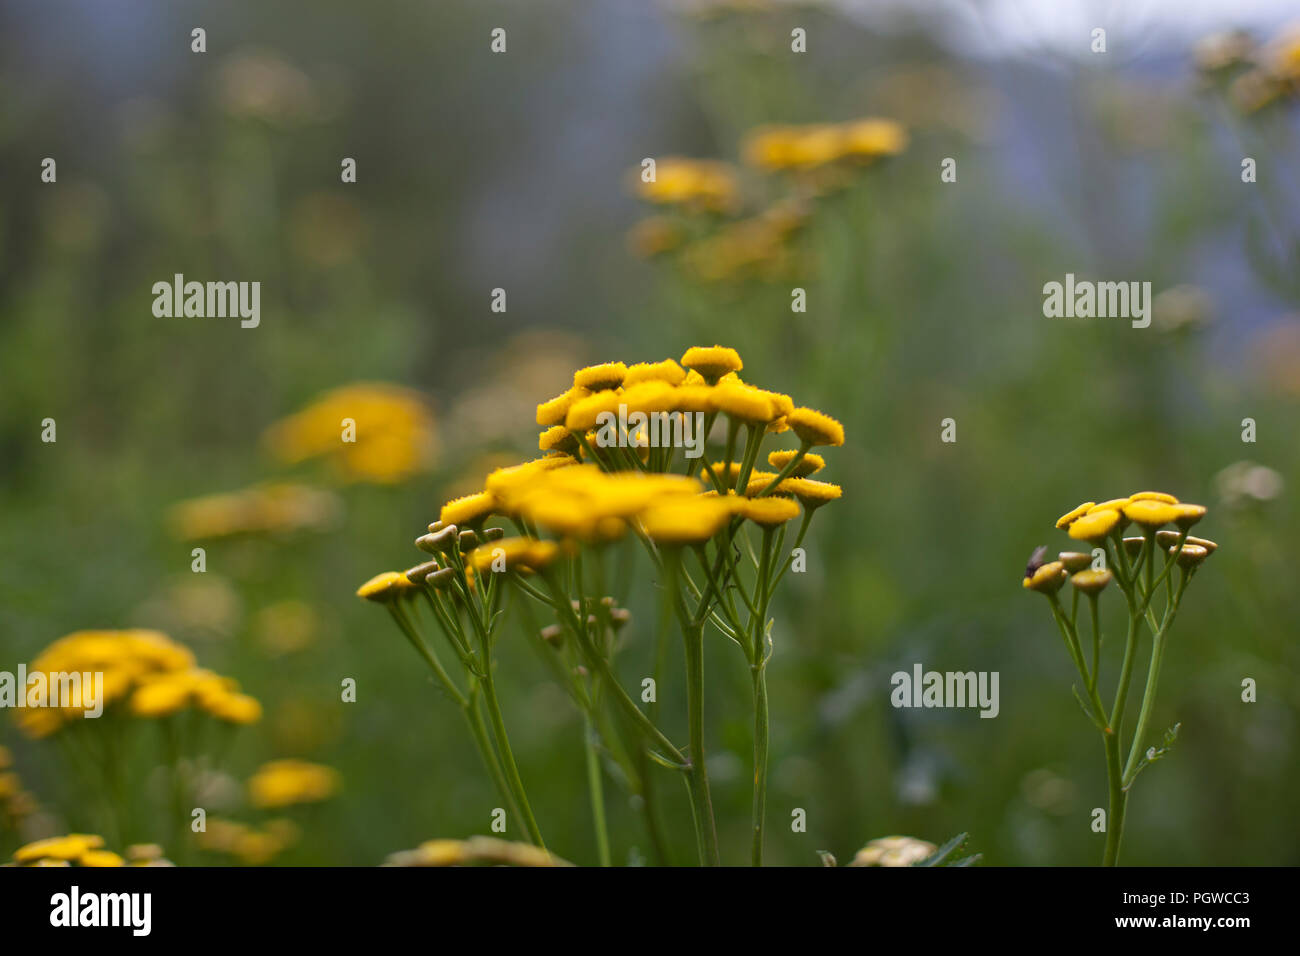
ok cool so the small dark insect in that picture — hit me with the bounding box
[1024,545,1048,579]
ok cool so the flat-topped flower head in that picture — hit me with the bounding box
[1171,543,1210,568]
[624,359,686,387]
[680,345,743,383]
[1068,509,1121,542]
[1123,499,1180,529]
[711,383,777,423]
[539,425,579,454]
[536,385,590,427]
[672,385,715,414]
[1156,530,1218,554]
[564,389,622,432]
[356,571,414,603]
[1071,568,1113,595]
[776,477,842,509]
[785,407,845,447]
[1023,561,1067,594]
[741,496,801,527]
[1056,502,1095,529]
[768,449,825,476]
[1129,491,1179,504]
[1171,503,1207,529]
[1057,551,1092,572]
[440,491,496,528]
[620,381,678,416]
[639,496,736,545]
[1090,498,1130,513]
[574,362,627,391]
[468,537,562,574]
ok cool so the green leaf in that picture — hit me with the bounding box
[916,832,969,867]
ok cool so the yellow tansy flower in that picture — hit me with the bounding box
[785,407,845,447]
[680,345,743,382]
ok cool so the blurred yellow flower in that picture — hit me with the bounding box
[247,759,341,809]
[263,382,437,484]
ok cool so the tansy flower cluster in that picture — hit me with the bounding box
[1195,25,1300,113]
[1024,490,1218,866]
[357,346,843,866]
[0,746,39,835]
[14,630,261,738]
[5,833,172,868]
[263,382,438,484]
[629,117,905,282]
[196,817,301,865]
[168,482,341,541]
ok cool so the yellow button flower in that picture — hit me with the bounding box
[1123,499,1180,529]
[785,407,845,447]
[768,449,825,475]
[1055,502,1095,529]
[680,345,743,382]
[1068,509,1121,542]
[574,362,627,391]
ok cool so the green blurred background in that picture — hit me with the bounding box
[1,0,1298,865]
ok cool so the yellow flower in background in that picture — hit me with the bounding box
[14,630,259,737]
[385,836,574,867]
[744,118,908,171]
[634,157,739,212]
[198,817,300,865]
[263,382,437,484]
[248,759,341,809]
[168,482,341,540]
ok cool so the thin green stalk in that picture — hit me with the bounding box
[584,716,612,867]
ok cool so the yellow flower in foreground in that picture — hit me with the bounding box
[574,362,627,391]
[1068,509,1121,542]
[467,538,563,574]
[536,385,590,427]
[711,383,777,423]
[624,359,686,387]
[14,834,104,864]
[1129,491,1179,504]
[767,449,824,475]
[785,407,845,447]
[1070,568,1113,595]
[356,572,416,600]
[1123,499,1180,529]
[680,345,743,382]
[741,496,801,527]
[1023,561,1067,593]
[1055,502,1095,529]
[440,491,496,527]
[78,850,125,867]
[775,477,842,509]
[1170,503,1207,528]
[248,759,340,809]
[639,496,736,545]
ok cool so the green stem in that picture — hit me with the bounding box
[584,716,612,867]
[1102,728,1127,866]
[683,619,720,866]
